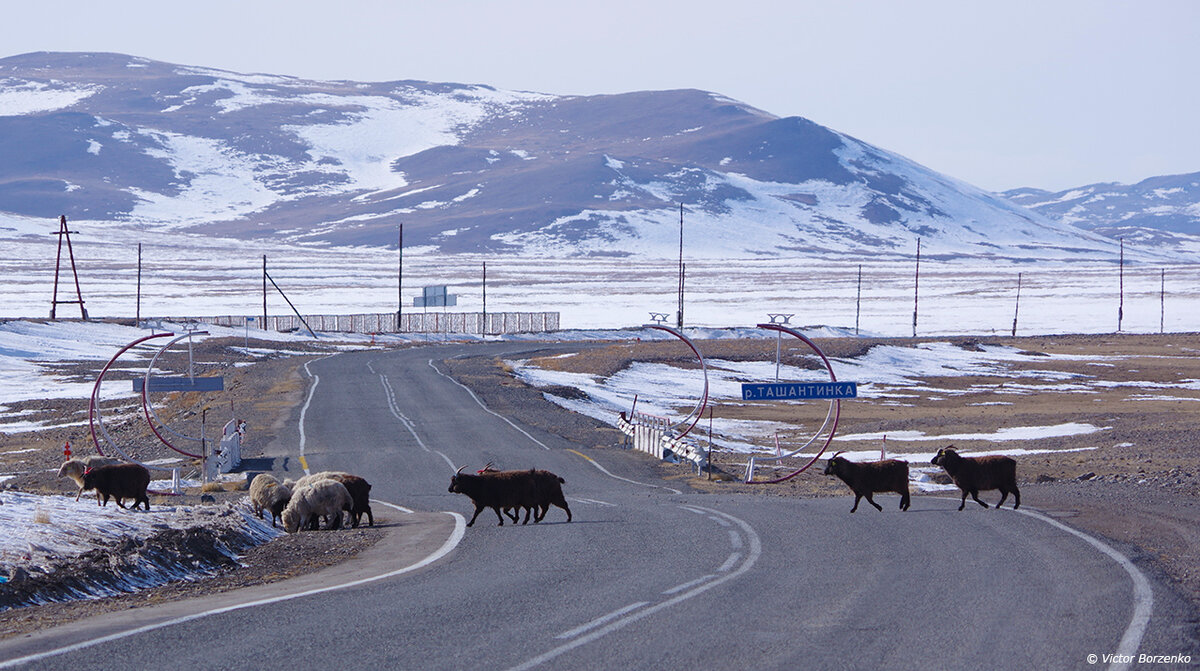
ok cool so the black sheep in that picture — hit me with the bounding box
[931,445,1020,511]
[81,463,151,511]
[823,452,911,513]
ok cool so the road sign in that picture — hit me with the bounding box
[414,285,457,307]
[133,377,225,393]
[741,381,857,401]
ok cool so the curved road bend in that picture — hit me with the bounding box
[1,342,1192,670]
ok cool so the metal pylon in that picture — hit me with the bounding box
[50,215,88,319]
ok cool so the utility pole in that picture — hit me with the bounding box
[403,224,408,331]
[50,215,88,319]
[1160,268,1165,334]
[1117,238,1124,332]
[1011,272,1022,337]
[855,264,862,336]
[676,203,685,328]
[136,243,142,326]
[262,255,267,327]
[912,238,921,338]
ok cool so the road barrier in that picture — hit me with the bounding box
[617,410,708,473]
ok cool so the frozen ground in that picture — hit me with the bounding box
[2,222,1199,335]
[0,280,1196,603]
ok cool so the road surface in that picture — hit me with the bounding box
[1,342,1191,670]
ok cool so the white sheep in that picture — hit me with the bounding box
[57,456,122,502]
[281,479,353,533]
[248,473,292,527]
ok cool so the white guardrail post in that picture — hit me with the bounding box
[617,411,708,474]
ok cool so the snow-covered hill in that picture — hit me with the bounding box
[0,51,1146,261]
[1004,172,1200,257]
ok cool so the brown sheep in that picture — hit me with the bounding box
[323,473,373,528]
[81,463,151,511]
[931,445,1020,511]
[823,452,911,513]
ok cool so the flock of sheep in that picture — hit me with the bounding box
[249,471,373,532]
[56,443,1015,536]
[823,445,1021,513]
[56,456,376,533]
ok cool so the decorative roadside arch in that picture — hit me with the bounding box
[140,331,209,459]
[89,330,230,490]
[615,323,710,470]
[645,323,709,439]
[743,323,843,484]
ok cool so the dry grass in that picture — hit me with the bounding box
[525,332,1200,497]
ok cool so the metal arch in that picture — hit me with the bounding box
[89,333,173,464]
[140,331,209,459]
[745,323,842,484]
[644,324,709,439]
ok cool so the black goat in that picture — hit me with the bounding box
[823,452,911,513]
[449,466,572,526]
[81,463,151,511]
[931,445,1020,511]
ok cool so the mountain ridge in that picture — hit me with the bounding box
[0,51,1172,261]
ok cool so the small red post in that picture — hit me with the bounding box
[63,440,72,460]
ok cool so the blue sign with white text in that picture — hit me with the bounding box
[741,381,858,401]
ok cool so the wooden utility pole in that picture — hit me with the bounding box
[1011,272,1022,337]
[136,243,142,325]
[50,215,88,319]
[912,238,921,338]
[855,264,862,336]
[676,203,685,328]
[1117,238,1124,332]
[403,224,408,331]
[1160,268,1165,334]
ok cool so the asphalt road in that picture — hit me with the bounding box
[1,342,1192,670]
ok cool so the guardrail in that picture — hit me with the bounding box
[205,419,244,481]
[617,410,708,473]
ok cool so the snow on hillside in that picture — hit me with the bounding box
[1004,172,1200,257]
[0,52,1155,261]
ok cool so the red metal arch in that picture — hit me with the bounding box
[745,324,841,484]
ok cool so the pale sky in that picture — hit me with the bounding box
[3,0,1197,193]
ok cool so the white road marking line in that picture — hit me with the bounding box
[662,575,716,595]
[717,553,741,573]
[429,357,549,450]
[708,515,731,527]
[570,497,617,507]
[507,505,761,671]
[728,529,743,550]
[375,499,415,515]
[1014,507,1153,671]
[554,602,650,640]
[567,449,682,494]
[377,370,456,471]
[929,495,1154,671]
[0,509,467,670]
[297,358,329,475]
